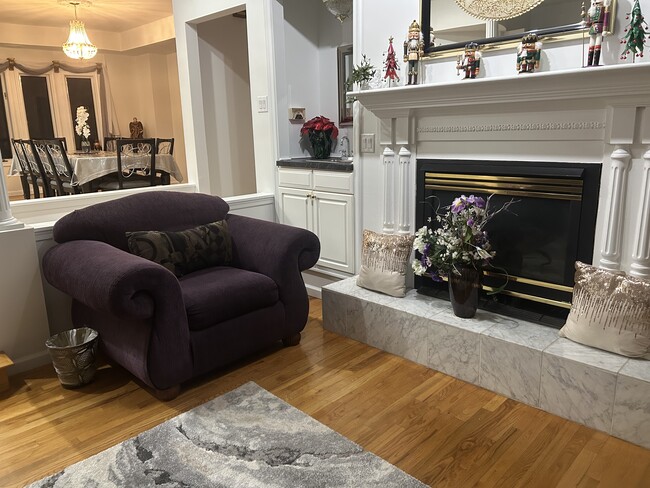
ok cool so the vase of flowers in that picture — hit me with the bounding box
[412,194,515,318]
[300,115,338,159]
[75,106,91,153]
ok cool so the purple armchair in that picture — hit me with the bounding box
[42,191,320,398]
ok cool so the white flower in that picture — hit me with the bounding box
[75,106,91,140]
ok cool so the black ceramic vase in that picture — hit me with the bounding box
[309,132,332,159]
[448,266,481,318]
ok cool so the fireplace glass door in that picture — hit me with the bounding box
[416,159,602,327]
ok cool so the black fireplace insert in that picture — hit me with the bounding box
[415,159,602,327]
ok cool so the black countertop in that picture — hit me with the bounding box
[276,157,353,172]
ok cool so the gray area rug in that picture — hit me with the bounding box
[30,382,425,487]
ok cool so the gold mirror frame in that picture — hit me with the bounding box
[422,0,617,58]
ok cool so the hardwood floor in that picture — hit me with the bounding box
[1,298,650,487]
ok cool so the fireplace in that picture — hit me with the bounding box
[415,159,602,327]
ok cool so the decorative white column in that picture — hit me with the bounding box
[397,146,411,235]
[630,149,650,278]
[382,146,395,234]
[599,147,631,271]
[0,154,23,231]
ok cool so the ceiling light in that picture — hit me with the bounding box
[62,1,97,60]
[323,0,352,23]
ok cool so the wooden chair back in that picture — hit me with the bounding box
[155,138,174,155]
[115,138,157,189]
[11,139,37,199]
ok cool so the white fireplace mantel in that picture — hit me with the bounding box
[352,63,650,124]
[353,62,650,277]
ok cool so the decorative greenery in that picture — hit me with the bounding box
[412,194,516,281]
[346,54,376,90]
[621,0,649,61]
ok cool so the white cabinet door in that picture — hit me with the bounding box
[278,187,312,230]
[312,191,354,273]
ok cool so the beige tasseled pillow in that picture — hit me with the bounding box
[356,230,415,298]
[559,261,650,358]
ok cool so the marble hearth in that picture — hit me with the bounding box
[322,277,650,450]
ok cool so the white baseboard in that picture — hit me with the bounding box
[306,283,322,299]
[8,350,51,376]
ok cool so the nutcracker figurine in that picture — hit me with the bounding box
[456,42,481,79]
[516,34,542,73]
[403,20,424,85]
[582,0,612,66]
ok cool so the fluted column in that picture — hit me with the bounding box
[599,147,631,271]
[630,149,650,278]
[0,152,23,231]
[382,146,395,234]
[397,146,411,235]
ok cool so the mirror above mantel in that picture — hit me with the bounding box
[422,0,617,57]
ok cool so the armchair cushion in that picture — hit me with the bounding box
[180,267,279,330]
[126,220,232,277]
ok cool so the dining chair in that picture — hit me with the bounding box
[54,136,68,151]
[104,136,123,152]
[20,140,54,197]
[155,138,174,155]
[155,137,174,185]
[11,139,37,199]
[97,138,159,191]
[33,139,82,196]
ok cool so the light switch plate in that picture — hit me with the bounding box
[257,96,268,113]
[361,133,375,153]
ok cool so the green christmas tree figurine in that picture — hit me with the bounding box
[621,0,650,61]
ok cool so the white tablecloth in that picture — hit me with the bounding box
[68,152,183,186]
[8,152,184,186]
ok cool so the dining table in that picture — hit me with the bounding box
[8,150,184,190]
[67,151,184,187]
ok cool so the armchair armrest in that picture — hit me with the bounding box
[42,240,180,320]
[226,214,320,333]
[42,240,192,390]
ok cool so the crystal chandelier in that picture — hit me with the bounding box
[62,1,97,60]
[323,0,352,23]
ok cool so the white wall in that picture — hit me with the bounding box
[197,15,257,197]
[276,0,352,158]
[173,0,278,195]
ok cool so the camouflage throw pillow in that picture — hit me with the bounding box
[126,220,232,277]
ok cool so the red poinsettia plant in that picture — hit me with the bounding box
[300,115,339,159]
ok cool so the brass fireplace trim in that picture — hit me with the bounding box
[424,172,583,188]
[483,270,574,293]
[424,172,583,201]
[424,184,582,201]
[481,285,572,310]
[438,276,573,309]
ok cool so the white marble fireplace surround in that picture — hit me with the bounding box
[322,278,650,450]
[334,63,650,449]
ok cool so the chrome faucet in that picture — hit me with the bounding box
[339,136,350,158]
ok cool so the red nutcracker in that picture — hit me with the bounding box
[582,0,612,66]
[456,42,481,79]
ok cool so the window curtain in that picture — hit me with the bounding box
[0,58,118,139]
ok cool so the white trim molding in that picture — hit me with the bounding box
[630,149,650,278]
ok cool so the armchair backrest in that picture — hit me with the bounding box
[53,191,231,251]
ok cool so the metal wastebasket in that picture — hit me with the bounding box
[45,327,99,388]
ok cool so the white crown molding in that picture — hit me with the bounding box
[351,63,650,119]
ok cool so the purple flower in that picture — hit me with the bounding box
[473,196,486,208]
[467,218,475,227]
[429,273,444,282]
[451,197,466,214]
